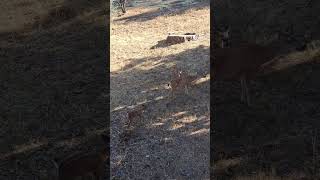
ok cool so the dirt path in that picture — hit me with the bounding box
[110,6,210,179]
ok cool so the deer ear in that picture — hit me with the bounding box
[220,26,229,36]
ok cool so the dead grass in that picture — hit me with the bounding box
[213,0,320,179]
[261,47,320,75]
[0,0,108,179]
[111,7,209,70]
[110,5,210,179]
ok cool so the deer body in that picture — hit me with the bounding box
[212,43,280,105]
[169,67,198,97]
[127,104,146,127]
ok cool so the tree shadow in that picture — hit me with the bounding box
[114,0,209,23]
[150,39,175,49]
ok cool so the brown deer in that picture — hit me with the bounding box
[167,65,182,97]
[212,43,284,106]
[168,66,198,97]
[52,134,109,180]
[127,104,146,127]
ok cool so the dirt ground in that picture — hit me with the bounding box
[213,0,320,179]
[110,2,210,179]
[0,0,109,179]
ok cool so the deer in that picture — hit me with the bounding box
[167,65,182,97]
[127,104,146,128]
[168,65,198,98]
[51,134,109,180]
[212,42,286,106]
[119,0,127,13]
[211,25,296,106]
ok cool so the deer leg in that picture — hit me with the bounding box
[241,75,250,106]
[245,81,251,106]
[93,172,102,180]
[170,87,174,99]
[240,76,245,102]
[184,85,189,95]
[121,3,126,13]
[93,165,105,180]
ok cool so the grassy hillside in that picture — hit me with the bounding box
[110,1,210,179]
[0,0,108,179]
[213,0,320,179]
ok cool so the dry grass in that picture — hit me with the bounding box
[260,46,320,75]
[213,0,320,178]
[110,5,210,179]
[0,0,108,179]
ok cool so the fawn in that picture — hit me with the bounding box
[168,66,198,97]
[127,104,146,127]
[52,134,109,180]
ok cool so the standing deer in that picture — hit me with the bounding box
[127,104,146,128]
[119,0,127,13]
[212,43,283,106]
[168,65,198,97]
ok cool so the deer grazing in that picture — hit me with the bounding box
[52,134,109,180]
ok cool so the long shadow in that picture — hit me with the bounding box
[110,45,210,179]
[150,39,176,49]
[0,2,109,179]
[114,0,209,23]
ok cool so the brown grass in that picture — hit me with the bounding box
[110,5,210,179]
[213,0,320,178]
[0,0,108,179]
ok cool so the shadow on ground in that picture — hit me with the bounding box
[114,0,209,23]
[110,45,210,179]
[0,1,109,179]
